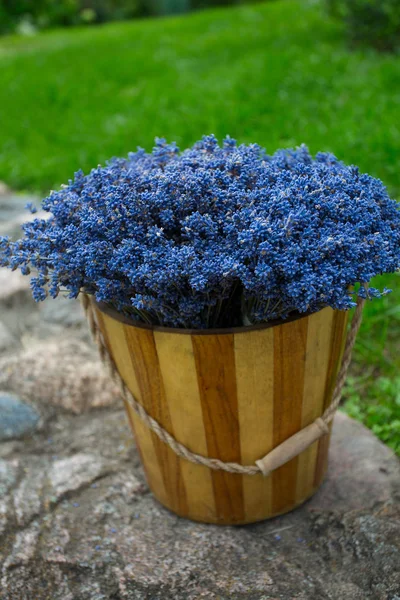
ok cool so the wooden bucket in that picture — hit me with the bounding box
[94,303,348,525]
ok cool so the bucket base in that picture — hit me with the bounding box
[149,469,327,526]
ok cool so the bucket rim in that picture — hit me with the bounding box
[93,300,331,336]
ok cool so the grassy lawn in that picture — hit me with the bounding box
[0,0,399,451]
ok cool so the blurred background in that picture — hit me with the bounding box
[0,0,399,453]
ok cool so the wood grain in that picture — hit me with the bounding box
[95,310,145,466]
[124,325,188,517]
[314,422,333,490]
[154,331,216,522]
[95,309,169,507]
[192,334,245,524]
[324,310,349,410]
[272,316,308,514]
[234,328,274,521]
[296,308,334,502]
[314,310,348,487]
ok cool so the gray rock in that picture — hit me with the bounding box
[0,322,16,353]
[2,521,40,569]
[0,191,40,215]
[0,458,19,496]
[0,269,31,305]
[0,441,22,459]
[0,194,43,341]
[0,394,40,441]
[13,462,46,527]
[0,209,48,241]
[39,296,85,327]
[0,270,38,343]
[311,410,399,510]
[0,193,41,240]
[0,409,398,599]
[47,453,111,503]
[0,339,120,414]
[0,497,11,537]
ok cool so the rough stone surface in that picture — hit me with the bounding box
[0,459,19,497]
[0,394,40,441]
[0,269,36,347]
[13,461,46,527]
[48,453,113,503]
[0,339,120,414]
[315,412,399,510]
[0,322,16,353]
[39,296,86,327]
[0,193,41,240]
[0,409,398,600]
[0,209,48,241]
[0,269,31,304]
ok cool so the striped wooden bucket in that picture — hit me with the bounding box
[94,303,348,525]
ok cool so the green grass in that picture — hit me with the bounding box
[0,0,399,451]
[1,0,400,195]
[343,274,400,455]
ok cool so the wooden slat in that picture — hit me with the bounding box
[272,316,308,514]
[324,310,349,410]
[153,331,216,523]
[95,309,145,463]
[234,328,274,522]
[123,325,188,517]
[314,423,333,488]
[95,309,169,506]
[296,308,334,502]
[314,310,349,488]
[192,334,244,524]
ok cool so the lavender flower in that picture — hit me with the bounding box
[1,136,399,328]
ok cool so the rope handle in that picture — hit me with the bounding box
[82,294,365,477]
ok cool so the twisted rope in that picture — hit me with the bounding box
[321,295,365,425]
[81,294,365,476]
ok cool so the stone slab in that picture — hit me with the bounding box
[0,408,398,600]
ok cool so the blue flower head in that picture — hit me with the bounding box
[1,137,399,328]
